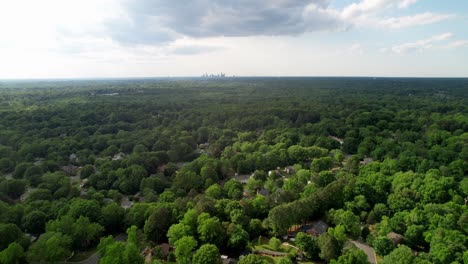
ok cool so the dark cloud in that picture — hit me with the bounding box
[108,0,345,44]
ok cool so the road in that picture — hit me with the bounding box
[351,240,377,264]
[59,233,127,264]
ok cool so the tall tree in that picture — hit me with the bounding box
[192,244,221,264]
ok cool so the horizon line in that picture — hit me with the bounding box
[1,75,468,82]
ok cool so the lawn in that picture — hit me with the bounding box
[253,236,297,255]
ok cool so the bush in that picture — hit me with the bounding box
[269,237,281,251]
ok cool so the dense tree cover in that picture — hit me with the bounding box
[0,77,466,263]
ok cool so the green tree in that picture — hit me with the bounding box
[0,242,24,264]
[381,245,414,264]
[0,158,15,173]
[0,224,22,251]
[227,224,249,250]
[26,232,72,263]
[205,183,223,199]
[144,207,172,243]
[404,225,426,249]
[330,245,370,264]
[278,257,293,264]
[97,235,114,257]
[100,202,125,232]
[13,163,32,179]
[224,179,243,200]
[80,164,95,179]
[269,237,281,251]
[372,236,394,256]
[238,254,267,264]
[426,228,466,264]
[167,223,192,245]
[98,226,143,264]
[69,199,101,222]
[318,233,340,261]
[0,179,27,199]
[23,166,43,187]
[124,203,149,229]
[328,224,347,248]
[72,216,104,249]
[123,242,144,264]
[126,225,138,245]
[328,209,360,238]
[192,244,221,264]
[46,215,104,250]
[197,215,225,247]
[295,232,319,259]
[99,242,126,264]
[21,210,47,234]
[174,236,197,264]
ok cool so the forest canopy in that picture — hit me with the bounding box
[0,77,466,264]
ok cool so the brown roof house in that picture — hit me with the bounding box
[387,232,404,246]
[159,243,175,260]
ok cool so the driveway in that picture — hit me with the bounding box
[351,241,377,264]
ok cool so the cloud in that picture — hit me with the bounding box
[347,43,364,54]
[378,12,454,29]
[0,0,456,57]
[398,0,418,8]
[102,0,451,45]
[108,0,344,44]
[169,44,224,55]
[446,40,468,49]
[341,0,393,20]
[391,32,453,53]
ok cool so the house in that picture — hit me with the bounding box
[121,199,134,209]
[301,220,328,236]
[79,178,89,188]
[62,165,79,176]
[142,247,153,263]
[284,166,295,174]
[257,188,270,196]
[387,232,404,246]
[221,255,237,264]
[233,174,251,184]
[112,152,126,161]
[157,164,166,173]
[360,157,373,165]
[159,243,175,260]
[268,170,280,177]
[103,198,114,205]
[69,153,77,161]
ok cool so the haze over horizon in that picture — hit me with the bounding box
[0,0,467,79]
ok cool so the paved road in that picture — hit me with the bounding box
[59,233,127,264]
[351,241,377,264]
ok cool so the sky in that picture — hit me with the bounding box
[0,0,467,78]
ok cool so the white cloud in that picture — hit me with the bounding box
[398,0,418,8]
[446,40,468,48]
[392,33,453,53]
[378,12,454,29]
[347,43,364,54]
[341,0,393,20]
[338,0,452,30]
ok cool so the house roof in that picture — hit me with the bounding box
[300,220,328,235]
[159,243,175,256]
[387,232,404,245]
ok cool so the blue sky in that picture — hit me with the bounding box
[0,0,467,78]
